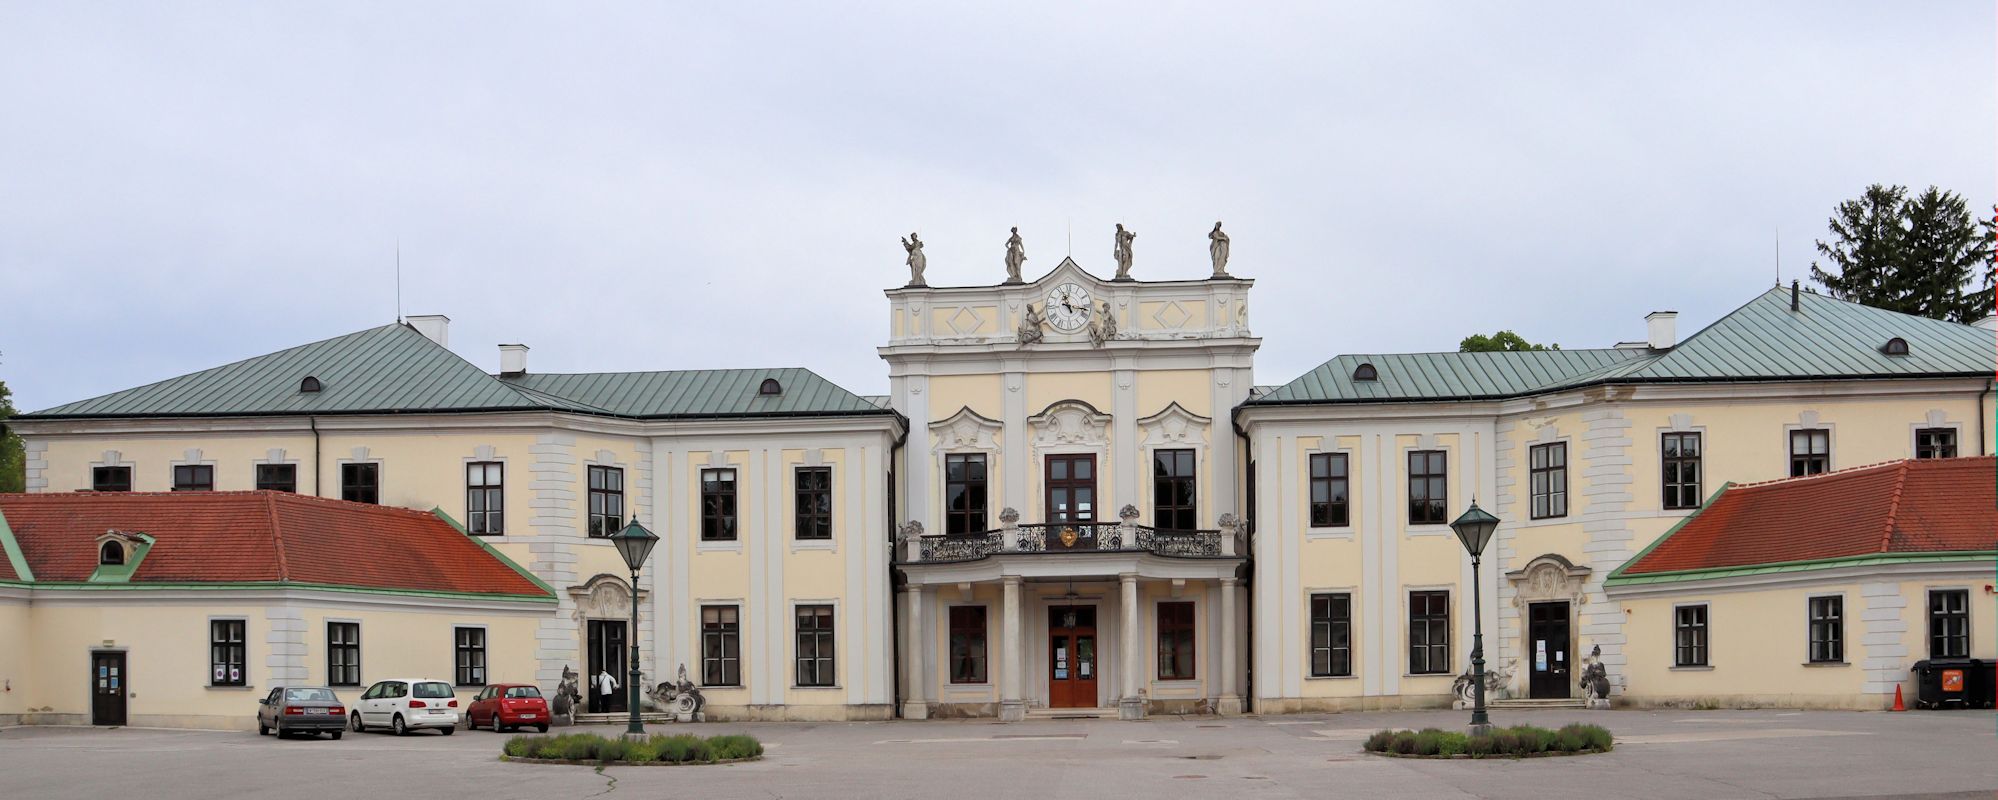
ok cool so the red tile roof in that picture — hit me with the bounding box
[1621,457,1997,576]
[0,491,550,598]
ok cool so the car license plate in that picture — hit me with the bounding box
[518,714,536,720]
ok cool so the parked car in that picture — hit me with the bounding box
[349,678,459,735]
[256,686,346,739]
[466,683,552,733]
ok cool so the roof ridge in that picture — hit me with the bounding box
[27,323,405,415]
[265,491,291,583]
[1726,458,1915,490]
[1877,460,1911,555]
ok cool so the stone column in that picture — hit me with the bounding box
[1000,576,1025,721]
[903,585,930,719]
[1119,572,1145,719]
[1218,577,1242,714]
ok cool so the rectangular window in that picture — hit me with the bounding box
[1408,591,1450,674]
[943,454,988,535]
[700,606,741,687]
[210,619,246,686]
[340,463,379,504]
[1157,601,1197,680]
[587,465,624,537]
[91,466,132,492]
[466,461,504,535]
[1929,589,1969,658]
[1529,442,1568,519]
[1308,453,1350,528]
[1408,451,1447,525]
[255,464,296,493]
[701,468,738,541]
[174,464,214,492]
[1915,428,1958,459]
[948,605,989,684]
[327,622,360,686]
[1788,429,1829,477]
[1151,449,1198,531]
[795,605,836,687]
[1808,596,1843,664]
[1675,605,1709,667]
[1310,593,1352,677]
[1661,432,1702,510]
[795,466,833,540]
[454,627,487,687]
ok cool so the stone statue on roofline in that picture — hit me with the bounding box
[1003,227,1026,284]
[1209,221,1231,277]
[1112,224,1136,280]
[903,233,927,287]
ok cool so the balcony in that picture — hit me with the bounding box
[902,517,1242,564]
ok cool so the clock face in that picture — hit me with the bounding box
[1045,283,1093,332]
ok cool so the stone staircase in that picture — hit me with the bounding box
[1487,698,1587,710]
[1024,707,1118,720]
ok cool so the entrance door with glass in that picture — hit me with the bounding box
[91,651,127,726]
[1047,606,1099,708]
[586,620,628,713]
[1528,602,1571,699]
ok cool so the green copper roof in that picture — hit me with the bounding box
[1252,287,1996,405]
[24,323,892,421]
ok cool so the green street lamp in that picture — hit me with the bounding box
[1450,500,1500,735]
[609,519,658,737]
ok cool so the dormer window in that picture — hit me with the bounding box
[1880,338,1909,356]
[758,378,783,396]
[1352,363,1379,381]
[99,541,125,566]
[300,376,323,393]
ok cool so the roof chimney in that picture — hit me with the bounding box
[1645,311,1677,350]
[406,314,450,348]
[1790,280,1800,312]
[499,344,529,377]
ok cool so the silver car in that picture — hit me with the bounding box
[256,686,346,739]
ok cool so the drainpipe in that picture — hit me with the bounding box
[1232,414,1255,713]
[310,417,321,495]
[888,416,908,719]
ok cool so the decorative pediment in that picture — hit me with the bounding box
[1028,399,1111,449]
[1137,402,1211,446]
[930,406,1004,451]
[1505,553,1591,606]
[1027,256,1109,288]
[569,573,646,622]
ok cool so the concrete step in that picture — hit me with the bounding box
[571,711,680,724]
[1024,707,1118,720]
[1488,698,1586,710]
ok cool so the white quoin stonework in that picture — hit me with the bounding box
[1576,408,1635,689]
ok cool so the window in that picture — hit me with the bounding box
[948,606,988,684]
[210,619,246,686]
[1808,596,1843,664]
[1915,428,1958,459]
[943,454,988,535]
[1675,605,1709,667]
[1407,450,1447,525]
[758,378,782,395]
[1880,337,1909,356]
[173,464,214,492]
[91,466,132,492]
[1310,593,1352,677]
[701,606,741,687]
[1788,429,1829,477]
[466,462,503,535]
[340,463,379,504]
[1353,363,1378,381]
[255,464,296,493]
[99,541,124,565]
[1529,442,1568,519]
[1929,590,1969,658]
[1308,453,1350,527]
[795,605,836,687]
[701,468,738,541]
[1661,432,1702,510]
[1151,449,1197,531]
[454,627,487,686]
[1408,591,1450,674]
[1157,601,1196,679]
[587,465,624,537]
[328,622,361,686]
[795,466,832,540]
[299,376,322,393]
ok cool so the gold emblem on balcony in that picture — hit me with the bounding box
[1059,527,1079,548]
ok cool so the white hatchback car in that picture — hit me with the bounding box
[349,678,461,736]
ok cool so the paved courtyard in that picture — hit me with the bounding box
[2,709,1993,799]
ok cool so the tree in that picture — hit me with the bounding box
[1459,330,1558,352]
[0,377,21,494]
[1810,184,1996,323]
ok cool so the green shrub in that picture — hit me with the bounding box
[1363,723,1612,758]
[708,734,764,760]
[623,742,658,763]
[1388,732,1419,755]
[1557,723,1613,751]
[1492,730,1523,755]
[1363,730,1397,752]
[558,734,600,762]
[1464,734,1497,756]
[502,735,535,758]
[595,738,631,765]
[500,731,761,764]
[652,733,698,763]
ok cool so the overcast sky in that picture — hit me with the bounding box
[2,2,1992,412]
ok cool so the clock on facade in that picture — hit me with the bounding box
[1044,283,1093,332]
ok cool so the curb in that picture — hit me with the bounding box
[501,755,762,767]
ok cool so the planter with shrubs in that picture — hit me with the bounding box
[501,732,764,766]
[1362,723,1612,759]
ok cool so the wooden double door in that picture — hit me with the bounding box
[1528,602,1571,699]
[586,620,628,713]
[1047,606,1099,708]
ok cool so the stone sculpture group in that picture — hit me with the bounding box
[900,222,1234,286]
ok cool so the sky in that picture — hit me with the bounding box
[2,2,1992,412]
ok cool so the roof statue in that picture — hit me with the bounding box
[902,232,927,287]
[1003,227,1026,284]
[1112,224,1136,280]
[1209,221,1231,278]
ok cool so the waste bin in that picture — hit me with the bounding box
[1911,659,1991,709]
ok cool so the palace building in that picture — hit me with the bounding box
[4,247,1993,727]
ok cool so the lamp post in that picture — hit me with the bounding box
[1449,500,1500,736]
[608,519,658,738]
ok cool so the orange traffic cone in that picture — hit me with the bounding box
[1891,684,1906,712]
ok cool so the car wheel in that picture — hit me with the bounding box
[440,724,454,736]
[494,719,508,734]
[351,713,366,733]
[537,724,549,734]
[392,714,407,736]
[257,723,269,736]
[330,731,343,741]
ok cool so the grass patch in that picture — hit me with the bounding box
[500,731,763,765]
[1362,723,1612,759]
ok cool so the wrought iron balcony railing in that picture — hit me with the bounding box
[905,519,1238,564]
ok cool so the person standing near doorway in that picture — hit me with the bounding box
[592,668,619,713]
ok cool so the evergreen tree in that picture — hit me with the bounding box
[1811,184,1996,323]
[1459,331,1558,352]
[0,377,21,494]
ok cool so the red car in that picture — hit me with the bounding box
[466,684,551,733]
